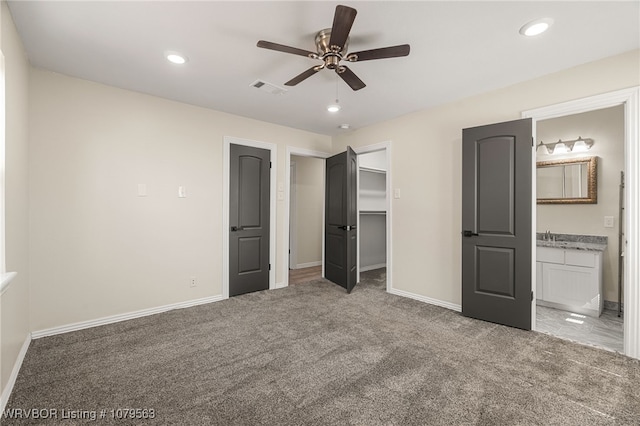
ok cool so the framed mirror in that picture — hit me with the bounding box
[537,156,597,204]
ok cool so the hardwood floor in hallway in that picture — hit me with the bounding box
[289,265,322,285]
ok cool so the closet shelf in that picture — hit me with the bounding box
[360,210,387,215]
[359,166,386,174]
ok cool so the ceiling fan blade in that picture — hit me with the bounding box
[285,67,321,86]
[328,5,357,51]
[347,44,411,62]
[257,40,318,58]
[336,66,366,91]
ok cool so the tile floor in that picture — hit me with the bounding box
[536,305,624,353]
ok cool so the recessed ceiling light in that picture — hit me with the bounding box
[165,51,188,64]
[327,104,341,113]
[519,18,554,37]
[339,124,350,129]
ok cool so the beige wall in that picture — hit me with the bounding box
[536,106,625,303]
[1,0,31,399]
[29,69,331,331]
[4,6,640,384]
[291,155,323,268]
[333,49,640,307]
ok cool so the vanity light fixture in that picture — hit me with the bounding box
[536,136,594,155]
[553,142,569,155]
[572,137,594,152]
[519,18,554,37]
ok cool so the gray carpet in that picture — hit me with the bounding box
[4,269,640,425]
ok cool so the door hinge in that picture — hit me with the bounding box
[269,264,271,271]
[532,137,534,147]
[270,162,272,169]
[531,291,534,301]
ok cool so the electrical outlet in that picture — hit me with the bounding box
[604,216,615,228]
[190,277,197,287]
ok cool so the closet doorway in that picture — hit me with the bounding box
[354,142,392,292]
[289,154,325,285]
[284,143,393,292]
[284,148,330,287]
[358,150,388,286]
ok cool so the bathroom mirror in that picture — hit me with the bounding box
[537,156,597,204]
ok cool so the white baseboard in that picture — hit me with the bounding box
[1,333,31,412]
[360,263,386,272]
[274,281,287,289]
[295,261,322,269]
[388,287,462,312]
[32,294,225,339]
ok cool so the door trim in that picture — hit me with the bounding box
[283,147,331,288]
[523,86,640,359]
[223,136,277,299]
[353,141,393,293]
[289,161,297,269]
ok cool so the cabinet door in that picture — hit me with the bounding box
[542,263,599,311]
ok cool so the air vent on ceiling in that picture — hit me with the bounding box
[250,80,287,95]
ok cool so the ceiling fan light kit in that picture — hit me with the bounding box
[257,5,410,91]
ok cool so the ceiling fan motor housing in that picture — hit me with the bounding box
[315,28,348,69]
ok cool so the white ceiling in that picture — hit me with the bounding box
[7,1,640,136]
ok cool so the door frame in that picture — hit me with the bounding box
[353,141,393,293]
[222,136,277,299]
[523,86,640,358]
[289,161,297,269]
[283,147,331,288]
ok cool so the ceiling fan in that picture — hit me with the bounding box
[257,4,410,91]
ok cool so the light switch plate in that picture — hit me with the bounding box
[394,188,401,199]
[137,184,147,197]
[604,216,614,228]
[178,186,187,198]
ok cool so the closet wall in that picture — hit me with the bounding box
[291,155,324,269]
[359,151,387,271]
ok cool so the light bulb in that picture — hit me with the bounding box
[554,142,568,154]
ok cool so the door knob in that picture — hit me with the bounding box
[231,226,243,232]
[463,230,479,237]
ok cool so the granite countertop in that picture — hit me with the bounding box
[536,233,607,252]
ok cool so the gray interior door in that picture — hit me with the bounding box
[229,143,270,297]
[325,146,358,293]
[462,118,532,330]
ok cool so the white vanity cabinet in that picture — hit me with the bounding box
[536,246,603,317]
